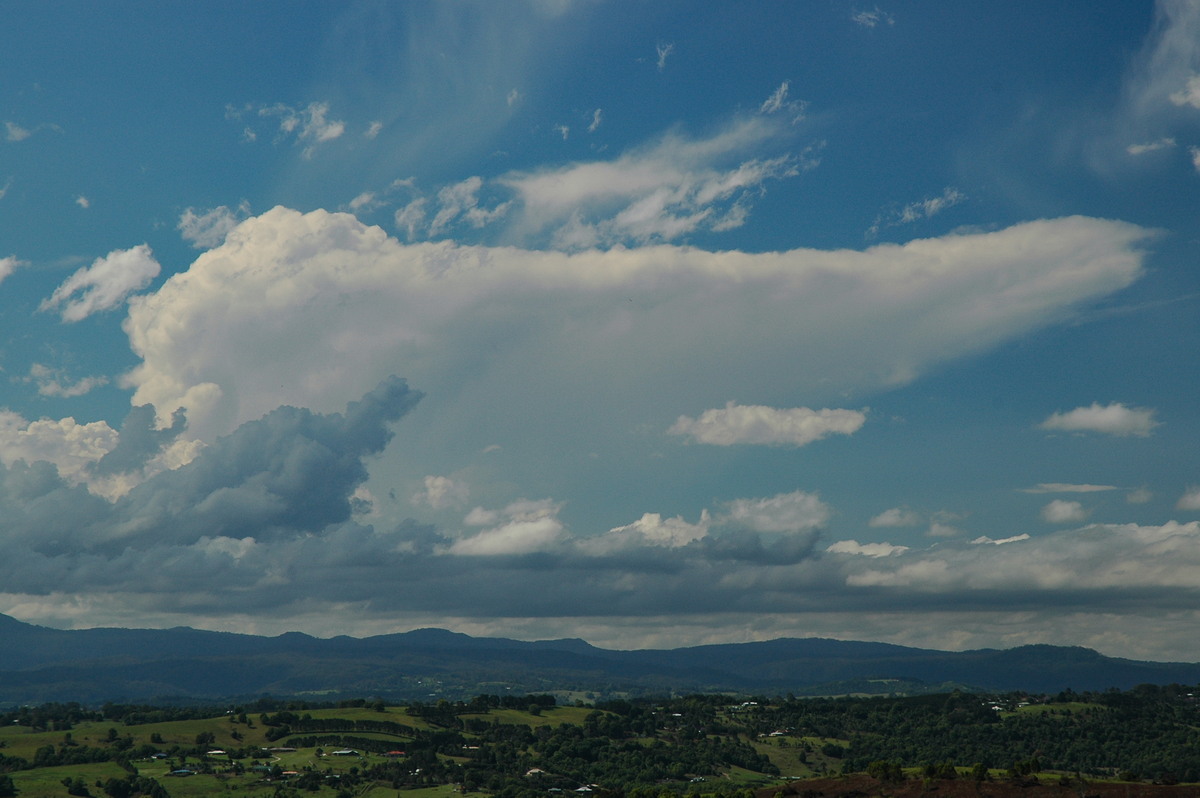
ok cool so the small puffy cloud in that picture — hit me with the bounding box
[826,539,908,557]
[40,244,160,322]
[927,522,962,538]
[580,490,825,564]
[851,7,895,28]
[1169,74,1200,108]
[449,499,564,555]
[869,507,922,527]
[554,124,569,140]
[1177,487,1200,511]
[1041,499,1088,524]
[588,109,602,133]
[0,255,26,285]
[1127,137,1176,155]
[1127,487,1154,504]
[724,490,830,533]
[25,364,109,398]
[4,121,59,142]
[365,121,383,140]
[5,122,31,142]
[582,510,710,555]
[178,202,251,249]
[75,195,90,209]
[507,89,520,107]
[669,402,865,447]
[1191,146,1200,173]
[413,475,469,510]
[1039,402,1159,437]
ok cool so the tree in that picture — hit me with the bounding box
[0,774,15,797]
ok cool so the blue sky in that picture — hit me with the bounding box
[2,0,1200,660]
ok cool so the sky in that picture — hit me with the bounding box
[1,0,1200,661]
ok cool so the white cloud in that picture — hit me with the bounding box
[758,81,807,123]
[1041,499,1089,524]
[449,499,564,555]
[1177,487,1200,511]
[0,255,25,285]
[4,120,59,142]
[120,208,1151,486]
[244,101,346,157]
[25,364,108,398]
[927,522,962,538]
[1191,145,1200,173]
[579,490,823,559]
[365,121,383,140]
[1127,137,1176,154]
[5,121,31,142]
[178,202,250,249]
[760,81,790,114]
[1105,0,1200,163]
[1127,487,1154,504]
[1039,402,1159,437]
[507,89,520,107]
[498,118,808,248]
[1169,73,1200,108]
[0,410,118,485]
[826,539,908,557]
[669,402,865,447]
[582,510,710,554]
[1022,483,1118,494]
[656,42,674,71]
[349,192,375,212]
[851,7,895,28]
[869,187,966,236]
[724,490,830,533]
[839,521,1200,597]
[414,475,469,510]
[869,507,922,527]
[394,198,428,240]
[588,109,602,133]
[75,195,90,209]
[40,244,160,322]
[970,534,1030,545]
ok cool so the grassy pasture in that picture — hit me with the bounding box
[459,705,596,728]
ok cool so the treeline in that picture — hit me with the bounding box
[740,683,1200,782]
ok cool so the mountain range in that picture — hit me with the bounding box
[2,612,1198,705]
